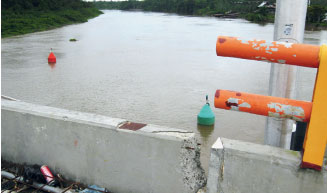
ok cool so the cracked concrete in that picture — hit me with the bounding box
[180,137,206,192]
[207,138,327,193]
[2,99,206,193]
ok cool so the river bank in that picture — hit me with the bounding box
[1,0,103,38]
[94,0,327,29]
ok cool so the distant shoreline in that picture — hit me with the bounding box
[93,0,327,31]
[103,9,327,31]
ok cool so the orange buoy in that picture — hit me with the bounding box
[48,52,56,63]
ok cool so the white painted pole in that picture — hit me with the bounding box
[265,0,308,148]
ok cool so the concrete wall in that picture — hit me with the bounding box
[1,99,206,193]
[207,138,327,193]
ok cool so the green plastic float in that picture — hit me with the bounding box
[197,95,215,126]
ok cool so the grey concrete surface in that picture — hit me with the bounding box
[207,137,327,193]
[1,100,206,193]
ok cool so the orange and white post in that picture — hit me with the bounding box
[215,36,327,171]
[216,36,320,68]
[214,90,312,122]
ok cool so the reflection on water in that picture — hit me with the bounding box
[197,123,215,174]
[197,124,215,143]
[48,62,56,69]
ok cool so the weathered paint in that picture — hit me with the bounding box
[216,36,327,171]
[271,48,278,52]
[119,121,147,131]
[216,36,320,68]
[302,45,327,171]
[267,102,305,122]
[214,90,312,122]
[225,98,251,111]
[277,59,286,64]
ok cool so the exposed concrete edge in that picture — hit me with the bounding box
[207,138,224,193]
[207,137,327,193]
[1,100,194,141]
[221,137,302,169]
[1,95,18,101]
[1,99,125,130]
[141,125,206,191]
[139,124,194,141]
[1,99,206,192]
[179,135,206,192]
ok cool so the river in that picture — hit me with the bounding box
[2,10,326,172]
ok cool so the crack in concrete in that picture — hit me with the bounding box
[220,148,225,182]
[117,121,128,128]
[151,130,193,134]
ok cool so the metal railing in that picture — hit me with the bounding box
[214,36,327,171]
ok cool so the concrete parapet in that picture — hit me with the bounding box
[207,137,327,193]
[1,100,206,193]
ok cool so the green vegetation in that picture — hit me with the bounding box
[94,0,276,23]
[311,0,327,6]
[244,7,275,23]
[306,1,327,29]
[2,0,103,38]
[94,0,270,15]
[306,4,327,28]
[3,0,325,37]
[94,0,327,26]
[69,38,77,42]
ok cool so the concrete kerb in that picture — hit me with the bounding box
[1,99,206,193]
[207,137,327,193]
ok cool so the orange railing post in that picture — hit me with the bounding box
[214,36,327,171]
[216,36,320,68]
[214,90,312,122]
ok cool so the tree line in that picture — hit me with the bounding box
[94,0,327,24]
[2,0,103,37]
[2,0,97,12]
[94,0,272,15]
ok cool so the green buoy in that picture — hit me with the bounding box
[197,95,215,126]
